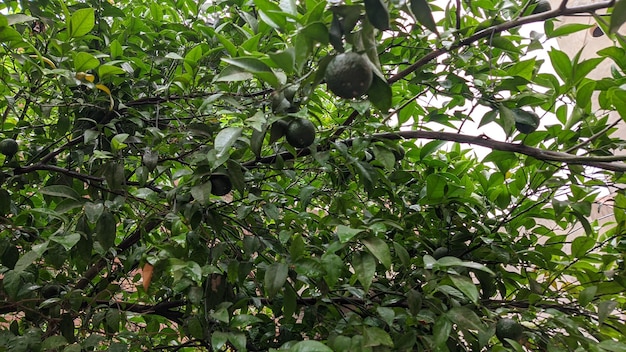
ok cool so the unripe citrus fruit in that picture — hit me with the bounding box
[324,52,373,99]
[513,109,540,134]
[532,0,551,14]
[0,138,18,156]
[286,118,316,149]
[496,318,523,344]
[433,247,449,259]
[210,174,232,196]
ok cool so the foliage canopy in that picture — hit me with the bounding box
[1,0,626,351]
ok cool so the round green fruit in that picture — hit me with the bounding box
[0,138,18,156]
[324,52,373,99]
[210,174,232,196]
[495,318,523,344]
[513,108,540,134]
[433,247,449,259]
[393,145,405,161]
[41,284,63,299]
[532,0,551,14]
[286,118,316,149]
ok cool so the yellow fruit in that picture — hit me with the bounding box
[0,138,18,156]
[285,118,316,149]
[324,52,373,99]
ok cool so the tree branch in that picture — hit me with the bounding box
[243,130,626,172]
[388,0,615,84]
[14,164,104,183]
[98,299,186,323]
[75,216,163,290]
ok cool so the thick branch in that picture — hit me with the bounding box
[99,300,185,323]
[244,130,626,172]
[15,164,104,183]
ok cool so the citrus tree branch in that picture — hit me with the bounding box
[388,0,615,84]
[75,216,163,290]
[244,130,626,172]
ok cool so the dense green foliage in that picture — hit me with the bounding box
[1,0,626,350]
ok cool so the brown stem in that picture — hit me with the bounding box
[243,130,626,172]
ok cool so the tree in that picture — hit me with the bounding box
[1,0,626,350]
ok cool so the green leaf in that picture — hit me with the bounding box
[407,289,423,315]
[447,306,485,332]
[214,127,242,158]
[98,65,126,78]
[214,65,254,83]
[449,275,479,304]
[598,300,618,325]
[579,286,597,307]
[41,185,81,200]
[6,14,37,26]
[598,340,626,352]
[84,202,104,223]
[433,316,452,347]
[322,253,344,288]
[547,23,592,38]
[571,236,595,258]
[104,162,125,190]
[363,326,394,347]
[184,45,203,67]
[74,52,100,71]
[367,75,392,111]
[300,22,329,44]
[576,80,596,109]
[336,225,364,243]
[573,57,605,84]
[498,105,516,136]
[96,210,116,251]
[610,0,626,34]
[212,331,228,349]
[191,182,212,205]
[69,8,95,38]
[426,173,447,201]
[289,340,333,352]
[42,336,67,350]
[253,0,288,30]
[222,57,280,88]
[353,251,376,291]
[265,262,288,296]
[548,49,572,83]
[230,314,262,328]
[0,26,24,43]
[284,284,297,319]
[15,248,44,272]
[393,241,411,268]
[51,233,81,251]
[362,236,392,269]
[269,48,296,74]
[410,0,439,34]
[363,0,390,31]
